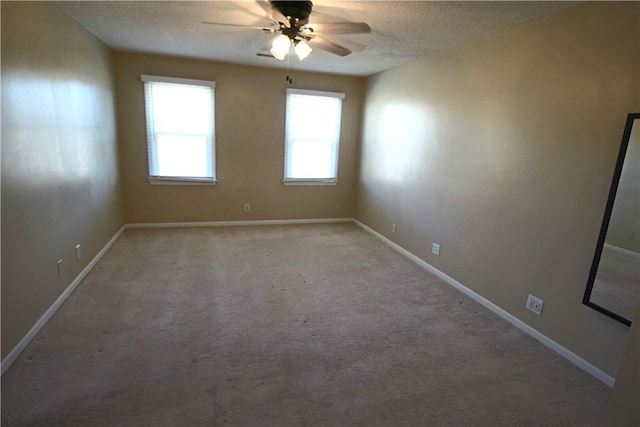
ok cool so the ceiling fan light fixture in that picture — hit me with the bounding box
[294,40,312,60]
[270,34,291,60]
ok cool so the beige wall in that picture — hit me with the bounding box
[113,52,364,223]
[1,2,123,359]
[357,2,639,377]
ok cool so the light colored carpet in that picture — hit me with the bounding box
[1,223,610,426]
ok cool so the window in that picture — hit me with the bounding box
[141,75,216,184]
[284,89,345,184]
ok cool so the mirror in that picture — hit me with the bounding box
[583,113,640,326]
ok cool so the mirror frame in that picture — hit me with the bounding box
[582,113,639,327]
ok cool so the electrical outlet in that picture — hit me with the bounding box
[526,294,543,315]
[432,243,440,256]
[75,244,82,260]
[391,224,396,233]
[244,203,250,213]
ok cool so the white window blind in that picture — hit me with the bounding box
[141,75,216,183]
[284,89,345,184]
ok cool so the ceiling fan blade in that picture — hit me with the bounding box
[306,22,371,35]
[201,21,272,31]
[257,0,290,27]
[309,36,352,57]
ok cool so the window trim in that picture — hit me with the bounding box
[283,179,339,186]
[283,88,345,185]
[141,75,216,185]
[285,88,346,100]
[141,75,216,89]
[148,176,217,186]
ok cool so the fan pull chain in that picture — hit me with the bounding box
[286,42,292,85]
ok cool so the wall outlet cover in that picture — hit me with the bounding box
[526,294,543,315]
[432,243,440,256]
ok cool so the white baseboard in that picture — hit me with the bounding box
[125,218,354,229]
[354,220,615,388]
[1,225,126,375]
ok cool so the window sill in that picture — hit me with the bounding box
[148,177,217,186]
[283,180,338,186]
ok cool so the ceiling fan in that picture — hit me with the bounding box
[202,0,371,61]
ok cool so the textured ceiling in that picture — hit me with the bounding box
[56,1,578,76]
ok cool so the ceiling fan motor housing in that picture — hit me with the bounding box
[272,1,313,25]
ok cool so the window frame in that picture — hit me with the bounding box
[141,75,217,185]
[283,88,345,186]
